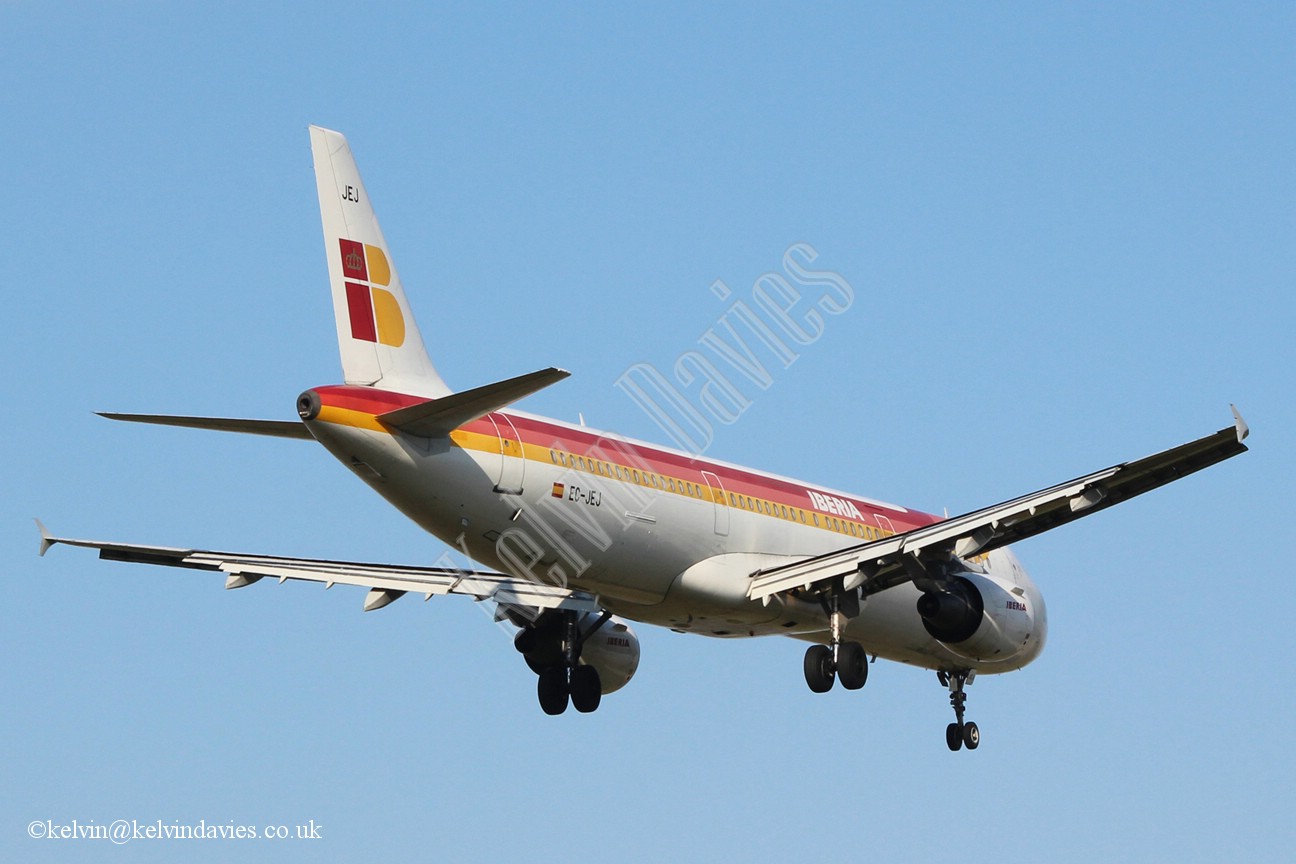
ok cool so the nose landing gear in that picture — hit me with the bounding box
[939,669,979,751]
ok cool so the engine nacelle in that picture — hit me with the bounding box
[917,571,1037,663]
[578,617,640,694]
[514,612,640,694]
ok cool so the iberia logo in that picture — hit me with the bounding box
[339,239,405,347]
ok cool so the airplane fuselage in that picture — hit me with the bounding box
[301,383,1048,675]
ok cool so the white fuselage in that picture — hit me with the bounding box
[304,394,1048,676]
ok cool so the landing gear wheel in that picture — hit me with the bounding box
[836,642,868,690]
[537,667,569,716]
[804,644,836,693]
[946,722,963,752]
[962,721,980,750]
[570,665,602,714]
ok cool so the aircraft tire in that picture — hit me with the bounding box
[538,667,569,716]
[570,665,602,713]
[803,644,835,693]
[946,723,964,751]
[962,721,980,750]
[837,642,868,690]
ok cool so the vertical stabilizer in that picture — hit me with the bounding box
[309,126,451,398]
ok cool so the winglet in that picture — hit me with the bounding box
[1231,404,1249,443]
[35,519,56,557]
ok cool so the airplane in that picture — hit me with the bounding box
[38,126,1250,751]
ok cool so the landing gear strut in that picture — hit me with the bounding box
[803,588,868,693]
[939,669,979,751]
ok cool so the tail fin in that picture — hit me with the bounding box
[309,126,451,398]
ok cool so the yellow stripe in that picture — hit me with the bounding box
[315,409,897,539]
[315,405,389,432]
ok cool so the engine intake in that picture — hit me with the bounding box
[917,577,985,643]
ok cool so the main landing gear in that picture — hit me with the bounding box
[537,663,601,715]
[517,610,607,716]
[802,641,869,692]
[802,589,869,692]
[939,669,979,751]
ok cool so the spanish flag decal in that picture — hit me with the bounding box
[551,482,565,498]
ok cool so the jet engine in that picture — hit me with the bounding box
[514,611,640,694]
[916,571,1037,663]
[578,617,640,694]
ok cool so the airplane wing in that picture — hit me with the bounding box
[748,406,1250,602]
[37,524,601,618]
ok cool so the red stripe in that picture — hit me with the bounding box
[306,383,938,530]
[506,413,936,528]
[312,385,425,414]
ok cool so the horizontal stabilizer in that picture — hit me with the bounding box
[98,413,313,440]
[377,367,570,436]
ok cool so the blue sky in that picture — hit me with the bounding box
[4,2,1293,861]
